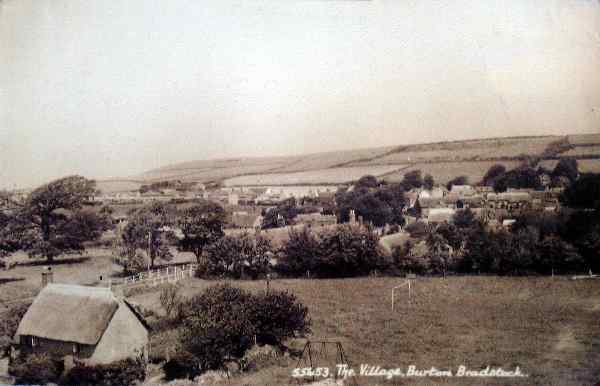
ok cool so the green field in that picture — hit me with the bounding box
[2,250,600,385]
[132,276,600,386]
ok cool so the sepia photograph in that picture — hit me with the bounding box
[1,1,600,385]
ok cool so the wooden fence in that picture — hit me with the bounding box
[121,263,199,287]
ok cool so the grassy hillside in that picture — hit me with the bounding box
[96,134,600,193]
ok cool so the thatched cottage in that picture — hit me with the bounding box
[15,283,149,365]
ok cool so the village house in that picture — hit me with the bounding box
[295,213,338,227]
[14,282,149,366]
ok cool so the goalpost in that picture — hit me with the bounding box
[391,280,412,311]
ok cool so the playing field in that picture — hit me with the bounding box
[131,276,600,386]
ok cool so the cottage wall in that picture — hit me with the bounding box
[18,336,95,360]
[88,303,148,365]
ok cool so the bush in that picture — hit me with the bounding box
[181,284,254,371]
[393,245,429,274]
[247,291,310,346]
[163,351,200,380]
[64,357,146,386]
[180,284,310,371]
[9,353,65,385]
[160,284,182,319]
[0,302,30,356]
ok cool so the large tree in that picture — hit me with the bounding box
[401,170,423,190]
[18,176,107,262]
[177,201,225,263]
[446,175,469,191]
[552,157,579,184]
[204,232,273,279]
[261,198,298,229]
[423,174,435,190]
[482,164,506,186]
[0,211,22,266]
[336,178,406,226]
[120,201,177,268]
[493,166,541,192]
[560,173,600,210]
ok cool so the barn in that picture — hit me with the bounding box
[14,283,149,365]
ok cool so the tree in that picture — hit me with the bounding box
[356,175,379,189]
[552,157,578,184]
[560,173,600,210]
[204,232,273,279]
[425,227,452,276]
[452,208,476,230]
[160,284,183,319]
[0,211,23,263]
[576,225,600,272]
[536,235,581,275]
[247,290,310,346]
[482,164,506,186]
[277,226,322,277]
[393,241,429,274]
[493,166,541,192]
[446,175,469,191]
[353,193,392,227]
[181,284,309,370]
[262,198,298,229]
[436,222,463,252]
[112,243,146,275]
[423,174,435,190]
[181,284,255,370]
[120,201,177,268]
[311,224,383,278]
[374,183,407,225]
[18,176,107,262]
[401,170,423,190]
[177,201,225,263]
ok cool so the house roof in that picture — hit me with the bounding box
[450,185,476,196]
[427,208,456,223]
[16,284,119,345]
[487,192,532,202]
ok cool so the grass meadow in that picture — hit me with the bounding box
[132,276,600,386]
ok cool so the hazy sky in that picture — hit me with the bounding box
[1,0,600,189]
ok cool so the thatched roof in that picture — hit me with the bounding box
[16,284,119,345]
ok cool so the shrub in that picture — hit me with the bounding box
[180,284,310,371]
[393,245,429,274]
[64,357,146,386]
[9,353,64,385]
[160,284,182,319]
[0,302,30,356]
[181,284,254,370]
[163,350,200,380]
[247,291,310,346]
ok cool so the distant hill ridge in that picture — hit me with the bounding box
[95,133,600,193]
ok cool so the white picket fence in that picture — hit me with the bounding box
[122,263,199,287]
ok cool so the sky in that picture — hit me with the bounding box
[1,0,600,189]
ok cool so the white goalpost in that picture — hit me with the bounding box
[391,280,412,311]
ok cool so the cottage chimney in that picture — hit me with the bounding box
[41,266,53,287]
